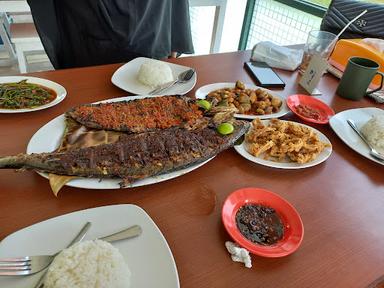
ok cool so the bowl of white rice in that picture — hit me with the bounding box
[137,59,174,88]
[44,240,131,288]
[361,114,384,154]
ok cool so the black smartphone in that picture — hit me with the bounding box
[244,61,285,88]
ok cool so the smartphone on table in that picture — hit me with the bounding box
[244,61,285,88]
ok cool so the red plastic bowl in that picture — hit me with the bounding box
[287,94,335,124]
[222,187,304,258]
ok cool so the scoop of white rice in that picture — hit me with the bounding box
[361,114,384,152]
[137,60,174,87]
[44,240,131,288]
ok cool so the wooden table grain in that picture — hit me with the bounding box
[1,51,383,288]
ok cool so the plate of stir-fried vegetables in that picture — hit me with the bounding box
[0,76,66,113]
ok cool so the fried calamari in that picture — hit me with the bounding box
[245,118,330,164]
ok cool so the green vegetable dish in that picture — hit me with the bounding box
[0,80,56,109]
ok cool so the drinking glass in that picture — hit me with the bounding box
[299,30,337,74]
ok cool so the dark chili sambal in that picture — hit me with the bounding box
[236,204,284,245]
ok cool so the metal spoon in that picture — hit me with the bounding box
[347,119,384,162]
[149,68,195,95]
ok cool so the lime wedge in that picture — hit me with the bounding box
[217,123,234,135]
[197,99,211,110]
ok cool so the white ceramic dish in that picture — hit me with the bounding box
[234,120,332,169]
[26,95,213,189]
[329,107,384,166]
[0,76,67,113]
[0,204,179,288]
[195,82,289,120]
[111,57,197,95]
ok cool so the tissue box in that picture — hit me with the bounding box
[329,39,384,88]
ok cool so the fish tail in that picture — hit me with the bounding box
[0,154,27,169]
[0,153,58,171]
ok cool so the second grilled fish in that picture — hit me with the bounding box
[0,120,249,187]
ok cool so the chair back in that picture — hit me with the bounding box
[321,0,384,40]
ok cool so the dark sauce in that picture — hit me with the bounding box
[235,204,284,245]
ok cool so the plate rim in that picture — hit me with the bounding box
[329,107,384,166]
[0,204,180,288]
[0,76,67,113]
[221,187,304,257]
[26,95,214,189]
[286,94,335,124]
[111,57,197,95]
[234,119,332,169]
[194,82,290,120]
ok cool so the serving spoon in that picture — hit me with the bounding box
[149,68,195,95]
[347,119,384,162]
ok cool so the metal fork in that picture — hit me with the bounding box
[0,255,56,276]
[0,224,141,276]
[0,222,91,277]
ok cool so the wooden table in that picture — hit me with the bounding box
[1,51,383,288]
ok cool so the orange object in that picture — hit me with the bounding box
[329,39,384,88]
[286,94,335,124]
[222,187,304,258]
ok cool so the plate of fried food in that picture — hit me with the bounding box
[234,118,332,169]
[195,81,289,120]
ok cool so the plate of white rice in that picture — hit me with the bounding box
[330,107,384,166]
[0,204,180,288]
[112,57,197,95]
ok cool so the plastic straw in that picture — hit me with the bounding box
[326,9,368,52]
[337,9,367,38]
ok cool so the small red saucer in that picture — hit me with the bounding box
[222,187,304,258]
[287,94,335,124]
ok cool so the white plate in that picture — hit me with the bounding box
[329,107,384,166]
[195,82,289,120]
[111,57,197,95]
[26,95,212,189]
[0,76,67,113]
[0,204,179,288]
[234,120,332,169]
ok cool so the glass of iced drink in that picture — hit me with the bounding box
[298,30,337,74]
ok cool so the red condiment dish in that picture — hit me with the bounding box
[222,187,304,258]
[287,94,335,124]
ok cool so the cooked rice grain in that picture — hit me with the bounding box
[361,114,384,152]
[137,60,174,88]
[44,240,131,288]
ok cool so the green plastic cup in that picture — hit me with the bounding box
[336,57,384,101]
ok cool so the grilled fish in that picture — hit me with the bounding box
[66,96,205,133]
[0,120,249,187]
